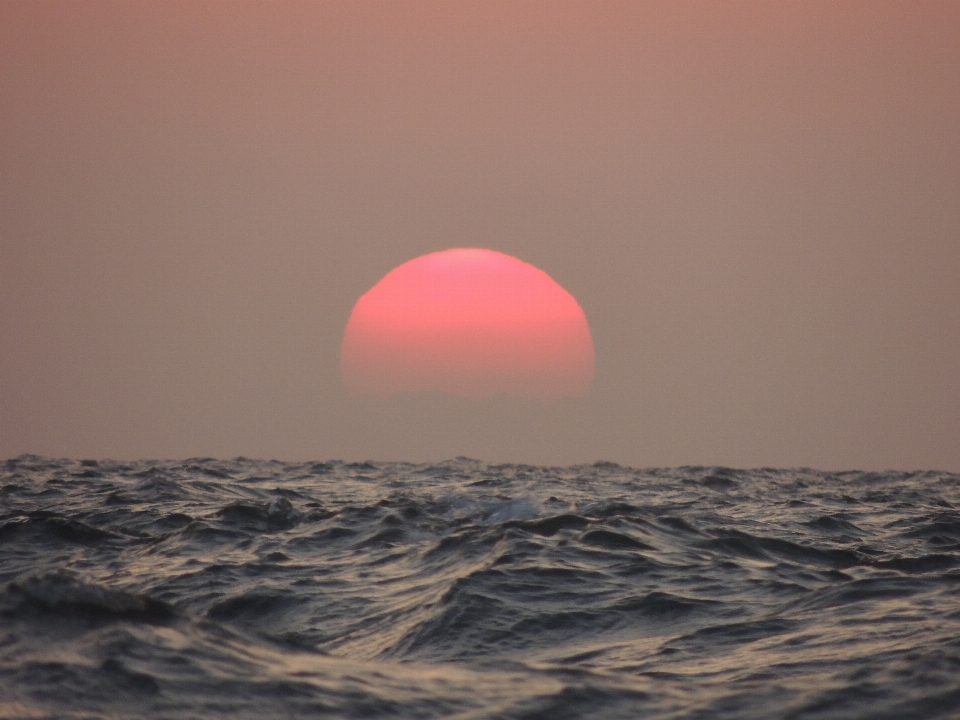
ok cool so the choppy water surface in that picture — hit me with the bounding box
[2,456,960,719]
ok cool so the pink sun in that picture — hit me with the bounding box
[341,249,594,399]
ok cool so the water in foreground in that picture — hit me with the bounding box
[2,456,959,719]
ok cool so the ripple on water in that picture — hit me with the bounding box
[0,456,959,719]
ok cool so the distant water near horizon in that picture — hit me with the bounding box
[2,456,960,719]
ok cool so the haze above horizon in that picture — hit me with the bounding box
[1,1,958,470]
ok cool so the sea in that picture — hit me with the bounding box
[2,456,959,719]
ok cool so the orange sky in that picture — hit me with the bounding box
[2,1,958,468]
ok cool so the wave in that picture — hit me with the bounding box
[1,456,960,718]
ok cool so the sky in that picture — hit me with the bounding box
[2,1,958,470]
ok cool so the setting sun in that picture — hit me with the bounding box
[341,249,594,398]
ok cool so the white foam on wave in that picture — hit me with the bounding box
[481,497,542,524]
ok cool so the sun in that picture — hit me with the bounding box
[341,248,594,399]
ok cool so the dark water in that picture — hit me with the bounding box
[2,456,960,719]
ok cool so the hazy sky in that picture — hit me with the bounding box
[2,1,958,469]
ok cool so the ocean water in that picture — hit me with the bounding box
[2,456,960,719]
